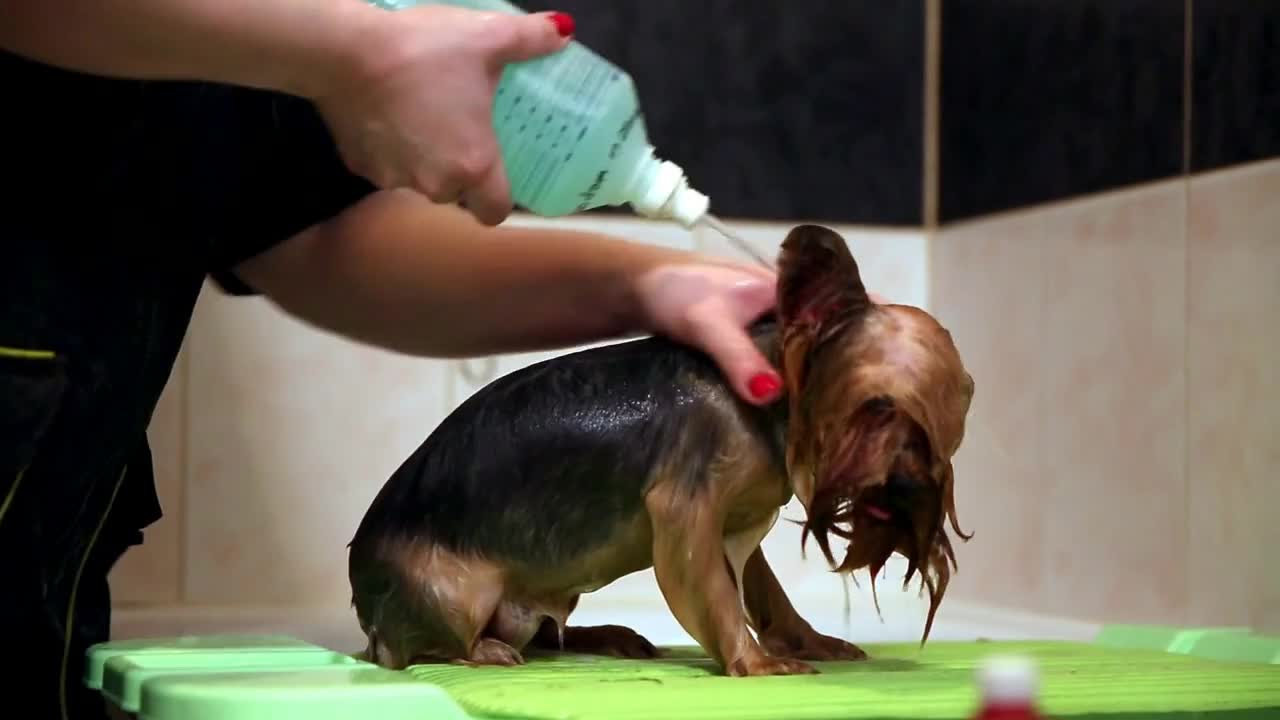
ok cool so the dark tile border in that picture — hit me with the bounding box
[1189,0,1280,173]
[936,0,1186,223]
[516,0,926,225]
[493,1,1277,227]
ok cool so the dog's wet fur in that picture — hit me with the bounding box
[348,225,975,676]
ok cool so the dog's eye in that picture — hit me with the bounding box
[863,395,895,414]
[886,473,923,501]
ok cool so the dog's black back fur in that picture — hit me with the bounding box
[350,320,786,569]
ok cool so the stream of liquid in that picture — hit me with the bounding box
[697,213,774,269]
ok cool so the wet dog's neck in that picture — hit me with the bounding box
[743,316,795,478]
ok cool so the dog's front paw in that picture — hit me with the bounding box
[760,626,868,662]
[727,653,818,676]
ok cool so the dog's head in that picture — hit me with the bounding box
[775,224,974,645]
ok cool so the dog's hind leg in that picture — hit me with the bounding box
[350,539,512,668]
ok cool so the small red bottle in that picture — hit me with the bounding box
[974,655,1045,720]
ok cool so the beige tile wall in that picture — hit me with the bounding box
[930,179,1190,624]
[1185,161,1280,634]
[929,159,1280,630]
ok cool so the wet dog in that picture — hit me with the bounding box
[347,224,975,676]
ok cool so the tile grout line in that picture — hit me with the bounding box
[1182,176,1193,624]
[1183,0,1194,176]
[923,0,941,230]
[1034,186,1048,615]
[922,0,942,310]
[1182,0,1194,625]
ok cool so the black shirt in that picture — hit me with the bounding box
[0,49,374,718]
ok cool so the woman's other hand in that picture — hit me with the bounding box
[633,262,892,405]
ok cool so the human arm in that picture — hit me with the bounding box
[1,0,386,99]
[1,0,572,225]
[231,189,784,404]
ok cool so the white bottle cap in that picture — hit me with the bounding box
[631,159,710,228]
[977,655,1039,704]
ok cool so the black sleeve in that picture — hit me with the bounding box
[200,87,376,295]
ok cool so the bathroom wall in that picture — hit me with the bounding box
[109,0,1278,636]
[932,166,1280,634]
[928,0,1280,632]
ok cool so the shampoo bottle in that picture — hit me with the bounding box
[366,0,714,229]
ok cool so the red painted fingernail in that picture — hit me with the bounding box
[748,372,783,401]
[548,11,575,37]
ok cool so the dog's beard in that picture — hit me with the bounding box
[802,481,956,646]
[793,394,967,647]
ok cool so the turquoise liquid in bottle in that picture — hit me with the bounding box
[365,0,717,229]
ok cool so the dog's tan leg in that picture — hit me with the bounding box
[742,548,868,661]
[722,509,779,606]
[646,486,815,677]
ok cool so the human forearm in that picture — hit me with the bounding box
[1,0,384,99]
[235,191,695,358]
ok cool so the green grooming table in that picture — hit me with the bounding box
[86,626,1280,719]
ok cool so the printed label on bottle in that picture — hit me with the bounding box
[491,43,645,215]
[573,108,643,211]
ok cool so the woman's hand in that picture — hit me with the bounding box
[314,6,573,226]
[632,262,785,404]
[632,262,891,405]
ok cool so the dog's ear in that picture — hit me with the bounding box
[776,226,877,485]
[777,224,873,331]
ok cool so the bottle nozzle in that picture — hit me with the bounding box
[631,159,709,228]
[628,155,774,269]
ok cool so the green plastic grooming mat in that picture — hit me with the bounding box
[85,626,1280,720]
